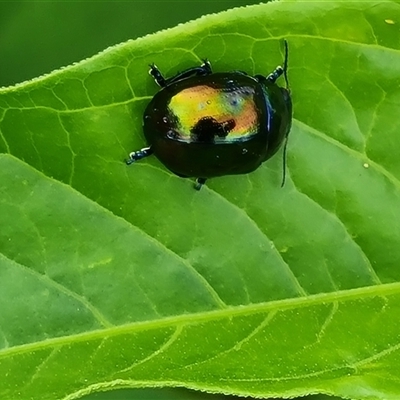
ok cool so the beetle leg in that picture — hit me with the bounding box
[200,59,212,75]
[149,64,167,87]
[125,146,153,165]
[194,177,207,190]
[148,60,212,87]
[267,40,290,89]
[266,66,284,83]
[163,61,213,86]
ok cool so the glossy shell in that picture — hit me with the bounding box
[143,72,292,178]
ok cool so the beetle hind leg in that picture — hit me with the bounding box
[150,60,213,88]
[149,64,167,87]
[200,59,212,75]
[126,146,153,165]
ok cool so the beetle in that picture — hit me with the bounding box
[126,40,292,190]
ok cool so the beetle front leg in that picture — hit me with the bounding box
[266,40,289,88]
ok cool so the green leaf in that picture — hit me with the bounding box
[1,1,400,399]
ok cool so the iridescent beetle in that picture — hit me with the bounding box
[126,40,292,190]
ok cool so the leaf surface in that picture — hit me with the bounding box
[1,1,400,399]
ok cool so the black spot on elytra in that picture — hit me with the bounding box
[190,117,236,143]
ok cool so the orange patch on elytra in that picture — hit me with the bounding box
[168,84,259,140]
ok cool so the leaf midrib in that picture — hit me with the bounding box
[1,281,399,360]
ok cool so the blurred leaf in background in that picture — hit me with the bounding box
[0,1,260,86]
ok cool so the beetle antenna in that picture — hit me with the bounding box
[281,134,289,187]
[283,39,289,91]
